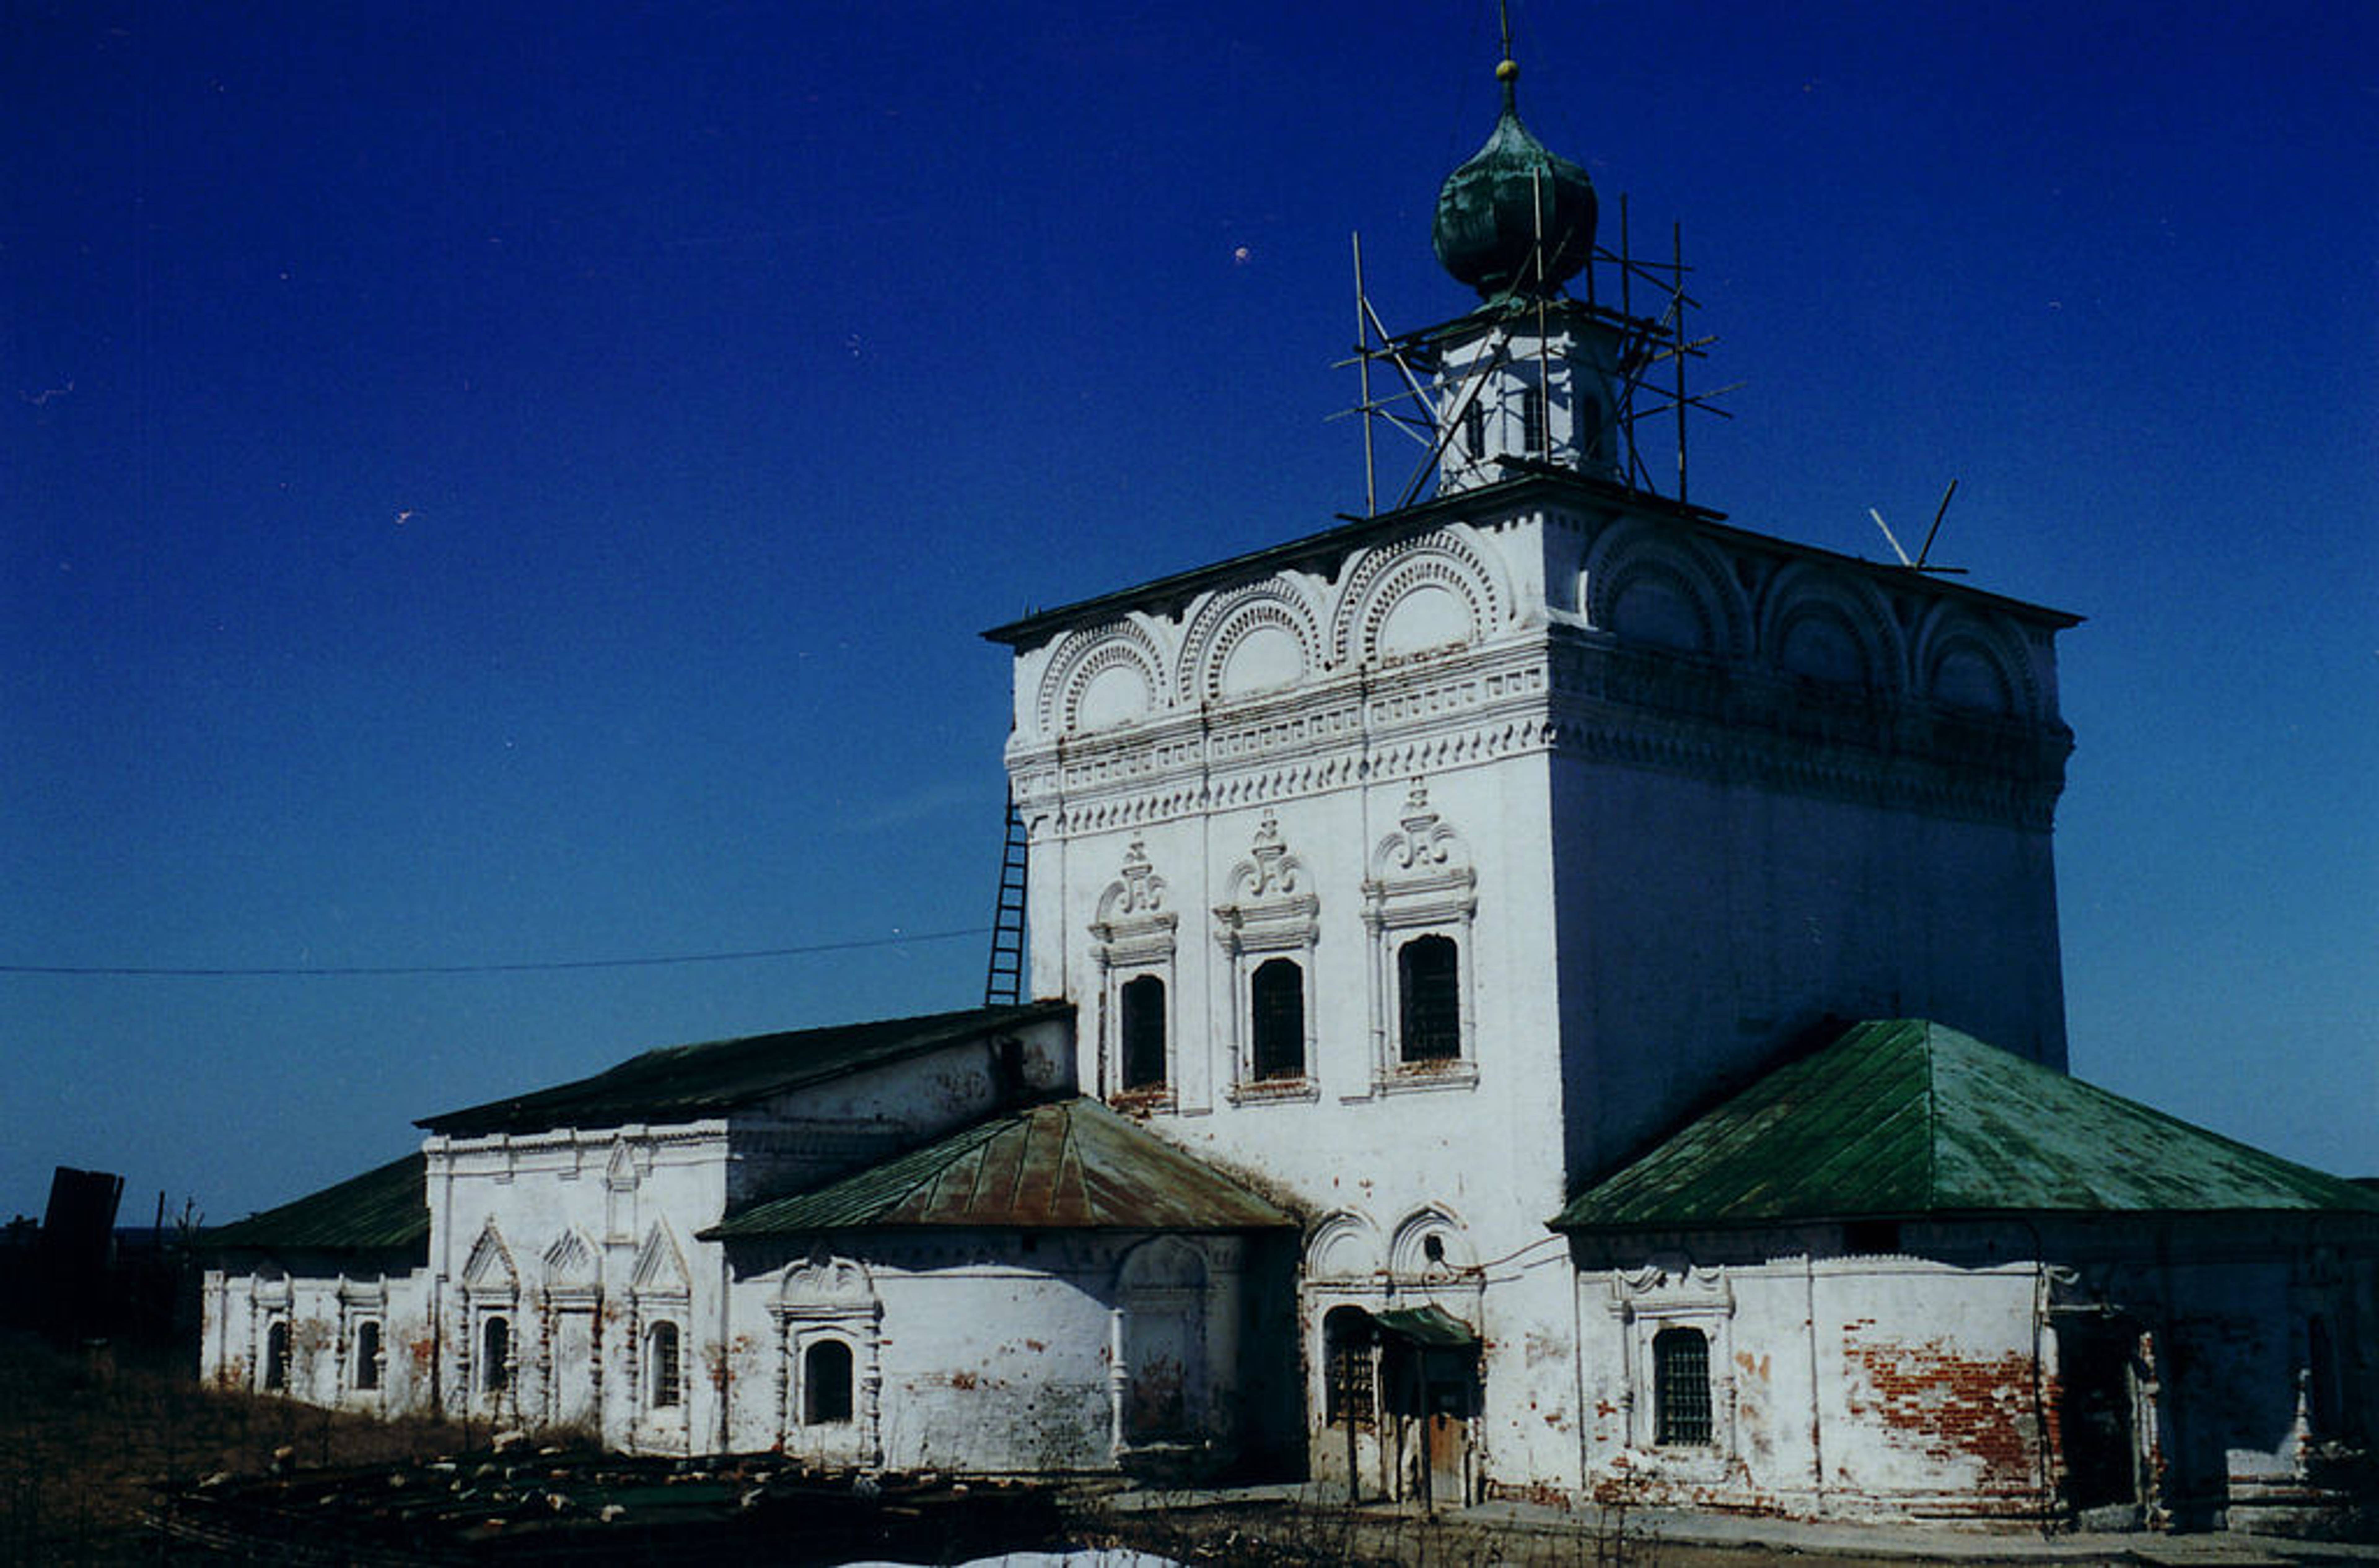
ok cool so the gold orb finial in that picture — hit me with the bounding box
[1496,58,1519,83]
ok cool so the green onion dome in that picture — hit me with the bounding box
[1431,60,1597,300]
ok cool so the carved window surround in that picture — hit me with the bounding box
[1090,838,1180,1109]
[1363,782,1479,1094]
[1214,813,1320,1103]
[1605,1256,1738,1465]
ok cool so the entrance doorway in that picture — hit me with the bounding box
[2056,1316,2145,1518]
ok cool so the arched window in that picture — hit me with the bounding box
[1323,1306,1376,1426]
[647,1321,682,1409]
[1654,1326,1711,1446]
[1398,935,1461,1062]
[1251,957,1305,1080]
[1120,974,1167,1092]
[804,1338,854,1425]
[482,1315,511,1393]
[262,1319,290,1392]
[353,1320,382,1391]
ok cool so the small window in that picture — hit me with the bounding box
[648,1321,682,1409]
[353,1320,382,1391]
[1520,380,1547,457]
[1654,1327,1711,1446]
[1251,957,1305,1080]
[1398,935,1461,1062]
[482,1315,511,1394]
[1460,399,1484,460]
[1323,1306,1375,1426]
[263,1319,290,1392]
[1119,974,1167,1092]
[804,1339,854,1425]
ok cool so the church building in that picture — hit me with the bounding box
[203,52,2376,1534]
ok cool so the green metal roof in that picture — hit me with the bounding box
[706,1097,1295,1237]
[418,1002,1071,1138]
[1372,1304,1479,1347]
[206,1152,430,1254]
[1554,1019,2379,1232]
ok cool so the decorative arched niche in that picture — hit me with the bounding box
[1913,605,2035,720]
[1757,565,1904,694]
[1039,619,1170,736]
[1179,582,1321,703]
[1580,522,1749,658]
[1115,1237,1213,1446]
[1331,527,1508,669]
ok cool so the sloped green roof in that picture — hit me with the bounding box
[207,1152,430,1254]
[1374,1304,1479,1347]
[1554,1019,2379,1231]
[707,1097,1295,1237]
[419,1002,1071,1138]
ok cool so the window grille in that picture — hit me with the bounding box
[263,1320,290,1392]
[805,1339,855,1425]
[1251,958,1305,1080]
[1323,1308,1375,1426]
[1654,1326,1711,1445]
[1398,935,1461,1061]
[648,1321,681,1409]
[1119,974,1167,1091]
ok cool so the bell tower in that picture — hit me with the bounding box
[1424,57,1624,494]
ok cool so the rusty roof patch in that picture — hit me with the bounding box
[418,1001,1071,1138]
[1554,1018,2379,1231]
[707,1098,1294,1237]
[206,1152,430,1255]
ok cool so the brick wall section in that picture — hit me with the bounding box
[1843,1325,2045,1507]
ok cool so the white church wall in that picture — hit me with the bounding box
[719,1232,1263,1475]
[200,1262,435,1417]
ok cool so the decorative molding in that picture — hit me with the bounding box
[1178,580,1322,703]
[629,1224,690,1301]
[1214,812,1321,1096]
[1328,524,1511,670]
[1040,618,1171,736]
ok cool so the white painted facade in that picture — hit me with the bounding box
[993,435,2075,1502]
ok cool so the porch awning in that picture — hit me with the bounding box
[1370,1304,1477,1347]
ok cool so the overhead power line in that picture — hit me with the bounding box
[0,926,992,979]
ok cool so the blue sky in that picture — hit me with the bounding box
[6,1,2373,1222]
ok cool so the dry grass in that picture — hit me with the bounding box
[0,1330,467,1566]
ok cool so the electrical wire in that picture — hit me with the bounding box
[0,926,992,978]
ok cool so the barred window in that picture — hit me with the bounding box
[1654,1327,1711,1446]
[648,1321,681,1409]
[263,1319,290,1392]
[1520,380,1548,456]
[1324,1307,1375,1426]
[1251,958,1305,1080]
[1120,974,1167,1091]
[1398,935,1461,1062]
[805,1339,854,1425]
